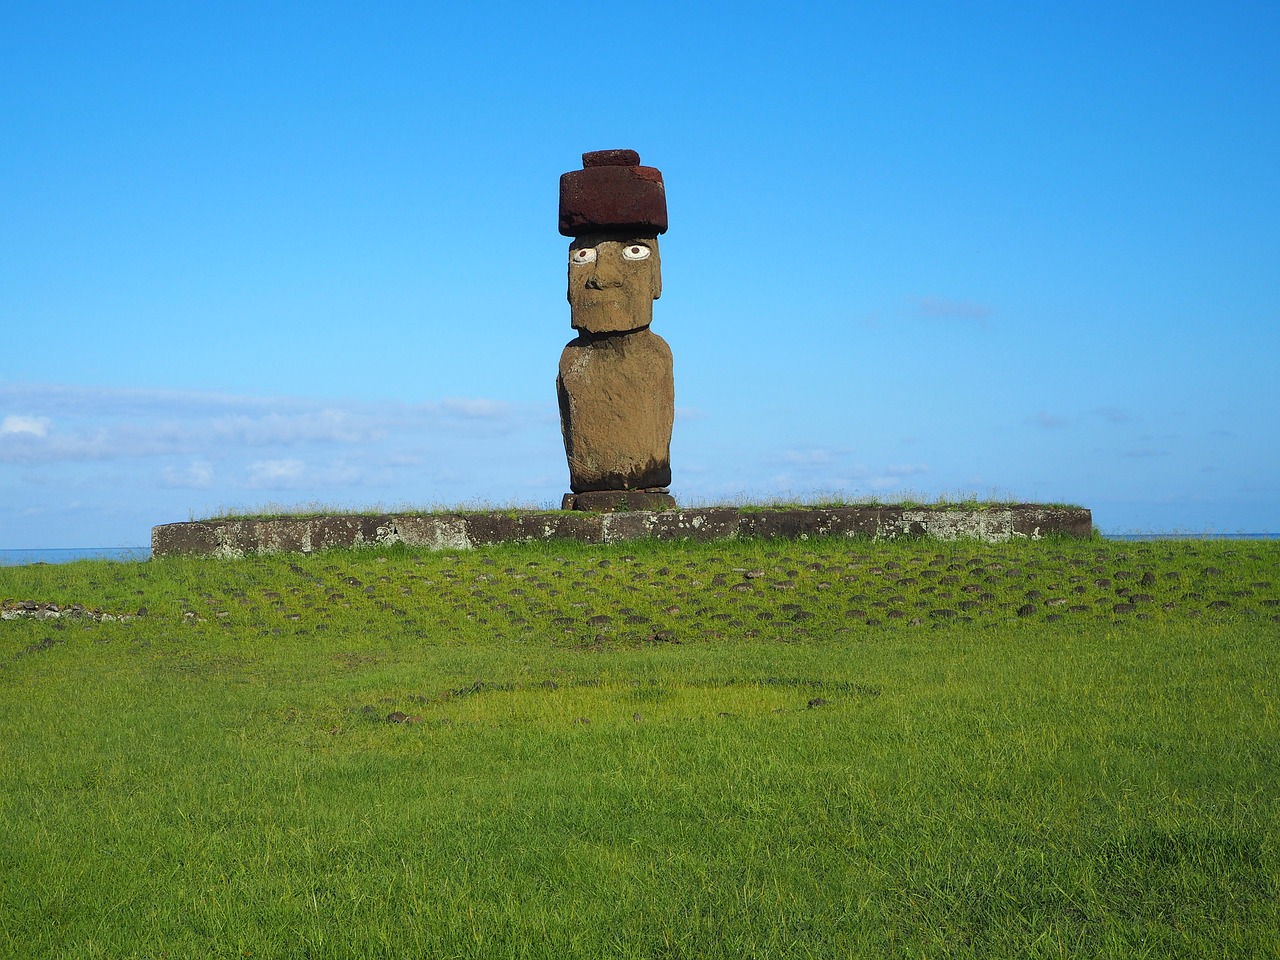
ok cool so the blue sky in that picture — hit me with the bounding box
[3,1,1277,547]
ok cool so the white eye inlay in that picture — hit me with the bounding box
[570,247,597,265]
[621,244,651,261]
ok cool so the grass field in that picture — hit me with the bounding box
[2,536,1278,958]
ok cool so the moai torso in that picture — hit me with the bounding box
[556,150,676,511]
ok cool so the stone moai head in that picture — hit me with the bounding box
[559,149,667,335]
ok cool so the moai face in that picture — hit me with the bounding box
[567,233,662,335]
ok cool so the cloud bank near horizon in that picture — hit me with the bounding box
[2,378,1275,546]
[0,381,571,545]
[0,381,538,472]
[1,380,982,546]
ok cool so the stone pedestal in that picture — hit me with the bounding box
[561,490,677,512]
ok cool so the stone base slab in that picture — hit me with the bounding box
[561,490,678,512]
[152,505,1093,559]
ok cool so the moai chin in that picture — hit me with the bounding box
[557,149,676,512]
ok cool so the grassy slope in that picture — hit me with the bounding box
[1,537,1277,959]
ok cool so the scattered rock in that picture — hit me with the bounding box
[1,601,134,623]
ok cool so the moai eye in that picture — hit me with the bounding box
[570,247,597,265]
[621,244,651,261]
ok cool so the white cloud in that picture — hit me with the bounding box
[243,457,377,490]
[0,423,185,463]
[1,415,52,437]
[867,463,931,490]
[0,382,292,417]
[160,460,215,489]
[246,459,308,488]
[387,452,424,466]
[438,397,512,418]
[0,382,542,464]
[211,409,386,445]
[883,463,930,477]
[753,447,932,499]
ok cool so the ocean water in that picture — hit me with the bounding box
[2,534,1276,566]
[1106,532,1277,542]
[0,547,151,566]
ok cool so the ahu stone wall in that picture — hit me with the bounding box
[152,505,1093,559]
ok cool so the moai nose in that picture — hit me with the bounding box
[586,253,623,290]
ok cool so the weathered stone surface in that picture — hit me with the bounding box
[582,149,640,168]
[464,511,605,546]
[736,510,815,540]
[557,328,674,493]
[310,516,391,550]
[563,490,677,512]
[545,512,608,543]
[738,508,882,540]
[567,235,661,334]
[1010,505,1094,539]
[559,151,667,236]
[152,521,219,557]
[638,508,741,542]
[168,516,400,558]
[152,506,1093,557]
[393,515,471,550]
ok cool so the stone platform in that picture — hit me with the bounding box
[152,504,1092,559]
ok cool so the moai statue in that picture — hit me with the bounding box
[557,149,677,512]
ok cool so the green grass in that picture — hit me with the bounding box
[194,490,1084,521]
[2,537,1277,958]
[687,489,1085,512]
[196,497,562,521]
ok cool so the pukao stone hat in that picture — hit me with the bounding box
[558,149,668,237]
